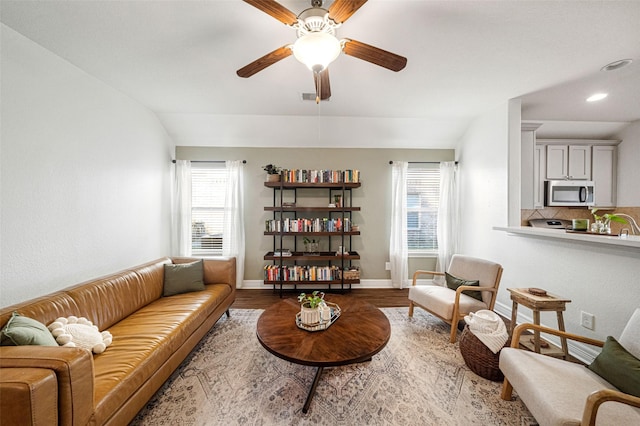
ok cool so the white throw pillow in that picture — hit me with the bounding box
[48,316,112,354]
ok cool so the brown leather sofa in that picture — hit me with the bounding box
[0,256,236,426]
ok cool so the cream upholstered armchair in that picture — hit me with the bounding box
[408,254,503,343]
[500,308,640,425]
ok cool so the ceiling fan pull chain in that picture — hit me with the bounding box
[315,72,321,104]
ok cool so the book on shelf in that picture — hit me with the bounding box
[272,249,292,257]
[280,169,360,184]
[265,217,352,233]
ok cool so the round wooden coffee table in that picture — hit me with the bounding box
[256,294,391,413]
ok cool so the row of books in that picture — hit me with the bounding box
[281,169,360,183]
[265,217,352,233]
[264,265,357,281]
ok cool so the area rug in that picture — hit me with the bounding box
[131,308,536,425]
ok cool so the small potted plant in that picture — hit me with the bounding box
[263,164,282,182]
[591,208,627,234]
[298,291,326,325]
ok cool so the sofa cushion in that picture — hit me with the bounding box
[163,260,205,296]
[588,336,640,397]
[0,312,58,347]
[445,272,482,301]
[408,285,487,320]
[65,258,170,331]
[91,283,232,424]
[500,347,640,425]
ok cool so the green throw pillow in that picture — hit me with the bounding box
[445,272,483,302]
[0,312,58,346]
[588,336,640,397]
[163,259,205,296]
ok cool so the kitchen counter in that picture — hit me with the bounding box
[494,226,640,250]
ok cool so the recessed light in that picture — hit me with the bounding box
[586,93,608,102]
[601,59,633,72]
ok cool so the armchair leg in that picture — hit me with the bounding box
[449,323,458,343]
[500,379,513,400]
[408,302,414,317]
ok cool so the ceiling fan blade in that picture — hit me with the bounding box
[313,69,331,102]
[328,0,368,24]
[236,45,292,78]
[342,39,407,72]
[242,0,298,26]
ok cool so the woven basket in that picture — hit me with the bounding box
[459,325,509,381]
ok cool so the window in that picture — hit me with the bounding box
[407,164,440,253]
[191,163,226,255]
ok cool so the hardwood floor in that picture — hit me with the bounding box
[232,288,411,310]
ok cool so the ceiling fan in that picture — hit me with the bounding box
[236,0,407,103]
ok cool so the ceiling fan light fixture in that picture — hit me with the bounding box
[292,32,341,72]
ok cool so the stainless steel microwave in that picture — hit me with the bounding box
[545,180,594,207]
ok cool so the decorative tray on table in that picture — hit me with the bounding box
[295,302,341,332]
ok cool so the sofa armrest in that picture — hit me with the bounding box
[0,368,58,426]
[510,323,605,349]
[0,346,94,426]
[582,388,640,426]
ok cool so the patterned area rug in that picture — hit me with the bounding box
[131,308,536,425]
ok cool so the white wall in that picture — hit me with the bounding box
[615,119,640,207]
[1,25,174,307]
[458,102,640,362]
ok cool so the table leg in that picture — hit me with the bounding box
[303,366,324,414]
[557,310,568,359]
[533,310,541,353]
[510,301,518,337]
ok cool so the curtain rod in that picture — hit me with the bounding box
[172,160,246,164]
[388,161,457,164]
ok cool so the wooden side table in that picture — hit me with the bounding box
[507,288,572,358]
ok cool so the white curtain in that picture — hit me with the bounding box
[223,160,245,289]
[435,161,460,283]
[390,161,408,289]
[171,160,192,257]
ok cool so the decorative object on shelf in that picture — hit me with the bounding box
[591,208,627,234]
[334,194,342,208]
[303,237,319,255]
[340,267,360,280]
[335,246,349,256]
[263,164,282,182]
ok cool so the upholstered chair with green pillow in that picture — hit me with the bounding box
[408,254,504,343]
[500,308,640,426]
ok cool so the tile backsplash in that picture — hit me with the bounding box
[521,207,640,234]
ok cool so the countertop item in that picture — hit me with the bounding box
[528,218,571,229]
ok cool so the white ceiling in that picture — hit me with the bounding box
[2,0,639,147]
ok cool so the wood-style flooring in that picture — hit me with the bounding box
[232,288,410,310]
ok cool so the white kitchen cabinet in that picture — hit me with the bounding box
[521,123,542,209]
[533,144,546,208]
[591,145,617,207]
[546,144,591,180]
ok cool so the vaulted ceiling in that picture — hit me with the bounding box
[2,0,639,147]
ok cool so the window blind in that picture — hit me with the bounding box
[406,164,440,252]
[191,163,226,255]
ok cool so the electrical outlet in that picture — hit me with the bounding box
[581,311,595,330]
[385,262,391,271]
